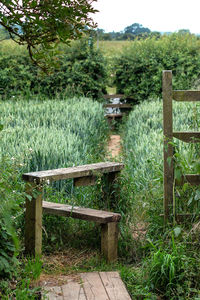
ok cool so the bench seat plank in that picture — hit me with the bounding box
[43,201,121,224]
[23,162,124,183]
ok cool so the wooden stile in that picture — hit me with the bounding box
[176,174,200,186]
[173,90,200,102]
[103,94,125,99]
[101,222,119,262]
[104,103,132,109]
[23,162,123,261]
[173,132,200,143]
[42,201,121,224]
[25,183,43,256]
[163,71,200,222]
[23,162,124,183]
[163,70,174,221]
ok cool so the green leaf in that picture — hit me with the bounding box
[174,227,182,237]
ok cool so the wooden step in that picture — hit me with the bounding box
[43,272,132,300]
[23,161,124,183]
[105,113,123,118]
[104,103,132,109]
[43,201,121,224]
[103,94,125,99]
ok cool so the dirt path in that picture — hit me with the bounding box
[107,135,121,158]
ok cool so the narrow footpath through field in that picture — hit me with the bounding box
[107,134,121,158]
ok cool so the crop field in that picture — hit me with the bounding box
[96,40,132,58]
[0,97,108,172]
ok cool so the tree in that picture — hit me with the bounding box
[178,29,191,35]
[124,23,151,36]
[0,0,97,70]
[0,25,10,41]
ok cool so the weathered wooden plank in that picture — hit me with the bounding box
[100,272,131,300]
[175,213,199,223]
[62,282,86,300]
[176,174,200,186]
[173,132,200,143]
[105,114,124,118]
[160,213,199,223]
[81,272,110,300]
[173,90,200,102]
[74,176,97,187]
[44,286,63,300]
[25,183,43,256]
[23,162,124,183]
[103,94,125,99]
[101,222,118,262]
[43,201,121,224]
[104,104,132,109]
[163,70,174,221]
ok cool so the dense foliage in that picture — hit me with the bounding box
[0,38,107,99]
[115,34,200,102]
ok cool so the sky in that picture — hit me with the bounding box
[92,0,200,34]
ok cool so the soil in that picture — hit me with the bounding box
[33,248,98,287]
[107,134,121,158]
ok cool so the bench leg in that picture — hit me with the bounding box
[103,172,120,209]
[101,222,119,262]
[25,183,43,256]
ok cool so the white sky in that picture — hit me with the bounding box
[92,0,200,34]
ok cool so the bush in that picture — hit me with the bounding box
[0,38,107,99]
[115,33,200,103]
[0,156,25,279]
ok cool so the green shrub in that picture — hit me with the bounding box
[0,156,25,279]
[145,236,200,299]
[115,33,200,102]
[0,38,107,99]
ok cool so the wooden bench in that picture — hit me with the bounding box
[23,162,124,262]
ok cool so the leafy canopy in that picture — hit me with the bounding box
[0,0,97,69]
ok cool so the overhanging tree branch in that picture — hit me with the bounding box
[0,0,97,70]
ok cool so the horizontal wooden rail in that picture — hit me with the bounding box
[176,174,200,186]
[43,201,121,223]
[173,90,200,102]
[173,132,200,143]
[103,94,125,99]
[105,113,124,119]
[23,162,124,183]
[104,103,132,109]
[160,213,199,223]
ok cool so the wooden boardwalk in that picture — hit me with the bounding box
[43,272,131,300]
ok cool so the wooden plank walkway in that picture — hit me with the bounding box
[43,272,131,300]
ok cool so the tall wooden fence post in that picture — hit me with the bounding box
[25,182,43,256]
[163,70,174,222]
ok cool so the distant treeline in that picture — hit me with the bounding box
[94,24,198,41]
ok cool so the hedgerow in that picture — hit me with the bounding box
[115,33,200,103]
[0,38,107,99]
